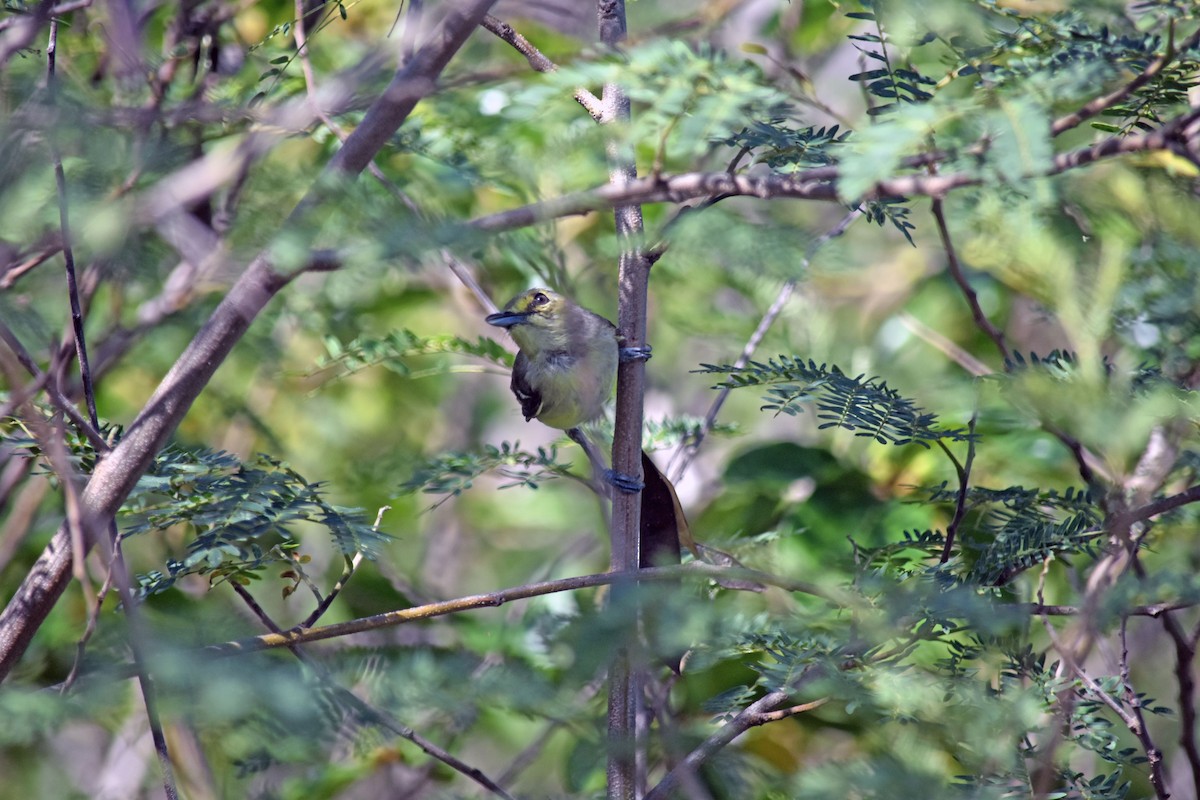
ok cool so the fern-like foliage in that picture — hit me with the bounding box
[313,330,513,380]
[862,195,917,245]
[123,448,389,595]
[913,483,1101,585]
[1002,348,1090,376]
[998,349,1188,395]
[846,4,937,117]
[949,4,1200,135]
[698,357,973,447]
[722,120,849,172]
[398,441,575,503]
[861,485,1101,586]
[970,509,1100,586]
[858,528,948,580]
[924,483,1099,520]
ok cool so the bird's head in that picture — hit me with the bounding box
[485,289,569,350]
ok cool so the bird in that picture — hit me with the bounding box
[486,288,690,567]
[484,288,629,434]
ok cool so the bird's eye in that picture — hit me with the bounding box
[533,292,549,306]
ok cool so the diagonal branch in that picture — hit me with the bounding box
[1051,22,1200,136]
[644,669,821,800]
[480,14,604,119]
[668,207,862,483]
[0,0,501,684]
[70,564,838,686]
[931,197,1007,362]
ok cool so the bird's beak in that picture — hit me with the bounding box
[485,311,529,329]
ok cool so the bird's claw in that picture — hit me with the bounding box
[605,468,644,494]
[619,345,652,363]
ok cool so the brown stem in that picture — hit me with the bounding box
[467,106,1200,234]
[73,564,837,684]
[645,668,818,800]
[931,197,1008,362]
[938,415,977,563]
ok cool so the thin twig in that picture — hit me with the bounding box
[930,197,1113,488]
[1040,608,1167,798]
[479,13,604,119]
[293,0,410,199]
[931,197,1007,363]
[644,668,821,800]
[442,250,497,314]
[71,563,840,685]
[669,207,862,483]
[1163,608,1200,795]
[298,506,386,628]
[1132,554,1200,796]
[1118,483,1200,528]
[0,0,91,33]
[938,414,977,563]
[1119,618,1168,797]
[0,320,109,453]
[897,312,991,377]
[46,18,177,798]
[1024,601,1198,617]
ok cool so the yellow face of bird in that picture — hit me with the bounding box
[484,289,569,353]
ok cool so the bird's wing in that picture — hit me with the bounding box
[511,350,543,422]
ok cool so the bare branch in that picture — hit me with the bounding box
[932,197,1008,363]
[467,106,1200,234]
[480,13,604,118]
[0,320,108,453]
[0,0,91,33]
[71,563,839,684]
[645,670,819,800]
[1117,483,1200,528]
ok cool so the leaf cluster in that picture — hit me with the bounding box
[698,357,973,447]
[122,448,389,595]
[846,6,937,117]
[398,441,574,503]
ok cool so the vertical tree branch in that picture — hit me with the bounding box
[596,1,647,797]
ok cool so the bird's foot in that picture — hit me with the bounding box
[619,345,652,363]
[605,468,645,494]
